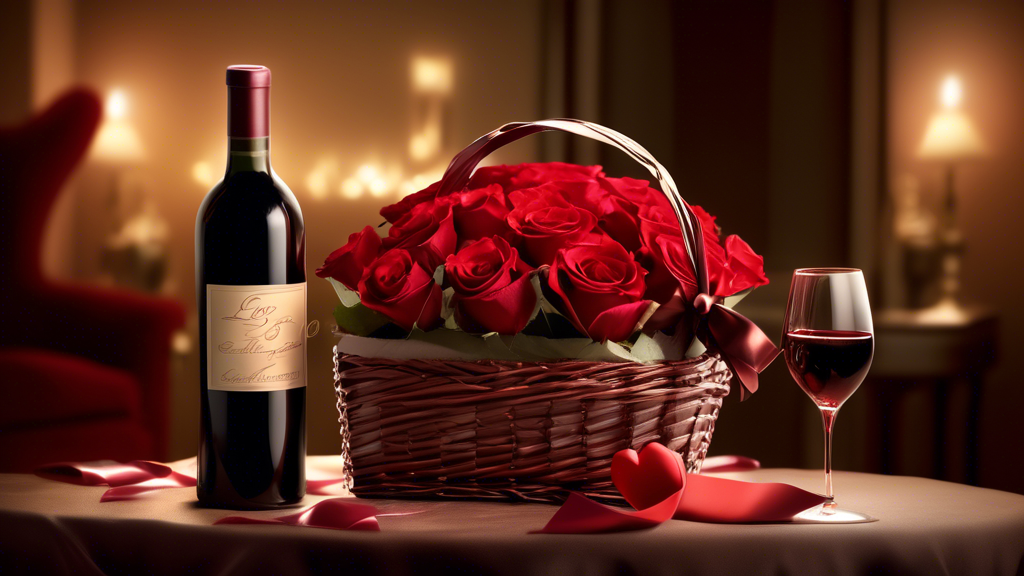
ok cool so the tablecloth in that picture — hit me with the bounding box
[2,456,1023,575]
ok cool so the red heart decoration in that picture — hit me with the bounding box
[611,442,686,511]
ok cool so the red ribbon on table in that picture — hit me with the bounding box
[533,443,827,534]
[35,458,350,502]
[694,293,781,401]
[35,459,197,502]
[215,499,382,532]
[36,447,816,535]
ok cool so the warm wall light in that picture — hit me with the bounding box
[940,76,962,109]
[191,161,217,188]
[90,89,145,164]
[914,74,988,319]
[409,124,441,162]
[340,177,363,199]
[106,90,128,119]
[411,56,453,95]
[918,75,986,160]
[305,159,338,201]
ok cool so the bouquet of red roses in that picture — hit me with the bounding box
[317,161,768,361]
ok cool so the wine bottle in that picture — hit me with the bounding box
[195,65,306,509]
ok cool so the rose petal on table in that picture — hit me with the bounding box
[676,474,827,523]
[100,473,197,502]
[700,455,761,473]
[214,498,381,532]
[35,460,177,487]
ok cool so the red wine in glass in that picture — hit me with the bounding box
[783,268,875,522]
[783,329,874,409]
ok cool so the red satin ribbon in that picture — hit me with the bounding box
[535,443,827,534]
[215,498,381,531]
[700,454,761,473]
[35,460,197,501]
[35,458,348,502]
[694,293,781,401]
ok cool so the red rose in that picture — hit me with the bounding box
[358,249,442,331]
[715,235,769,296]
[314,225,381,290]
[689,205,728,267]
[380,181,442,223]
[507,185,598,266]
[451,184,513,245]
[382,162,603,223]
[381,199,457,271]
[637,204,687,298]
[467,164,522,191]
[640,234,700,304]
[547,241,651,342]
[510,162,604,190]
[600,176,672,213]
[445,236,536,335]
[637,203,733,296]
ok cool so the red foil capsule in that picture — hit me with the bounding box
[226,65,271,138]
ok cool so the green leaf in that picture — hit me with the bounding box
[326,277,361,307]
[333,303,390,337]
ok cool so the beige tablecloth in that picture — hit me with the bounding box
[1,456,1023,575]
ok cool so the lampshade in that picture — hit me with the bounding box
[90,120,146,164]
[917,111,986,161]
[89,90,145,164]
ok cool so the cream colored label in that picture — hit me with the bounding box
[207,283,307,392]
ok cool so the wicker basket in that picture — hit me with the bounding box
[333,119,735,503]
[334,351,731,504]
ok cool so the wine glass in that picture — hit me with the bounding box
[783,268,876,523]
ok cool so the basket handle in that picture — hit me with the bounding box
[435,118,709,297]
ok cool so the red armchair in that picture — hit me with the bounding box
[0,89,186,471]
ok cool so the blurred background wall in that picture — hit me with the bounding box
[2,0,1022,493]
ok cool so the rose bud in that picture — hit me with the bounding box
[381,198,457,271]
[445,236,536,335]
[358,249,442,331]
[315,225,381,290]
[716,235,769,296]
[547,241,651,343]
[507,186,599,266]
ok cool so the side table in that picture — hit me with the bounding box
[868,306,999,485]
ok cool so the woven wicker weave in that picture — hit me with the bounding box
[334,350,731,504]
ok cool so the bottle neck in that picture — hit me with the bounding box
[226,84,270,174]
[227,137,271,174]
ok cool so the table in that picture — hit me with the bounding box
[869,306,999,484]
[2,457,1023,575]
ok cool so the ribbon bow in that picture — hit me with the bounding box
[693,293,781,401]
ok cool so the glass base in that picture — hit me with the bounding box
[792,501,878,524]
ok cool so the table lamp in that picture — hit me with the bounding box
[89,90,167,292]
[915,75,986,318]
[89,89,146,223]
[90,90,145,165]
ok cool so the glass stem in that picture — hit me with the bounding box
[821,408,838,501]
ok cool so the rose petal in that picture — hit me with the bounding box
[315,226,382,290]
[585,299,652,343]
[455,272,537,335]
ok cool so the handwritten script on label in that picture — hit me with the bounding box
[207,283,307,392]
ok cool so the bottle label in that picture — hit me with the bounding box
[207,283,307,392]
